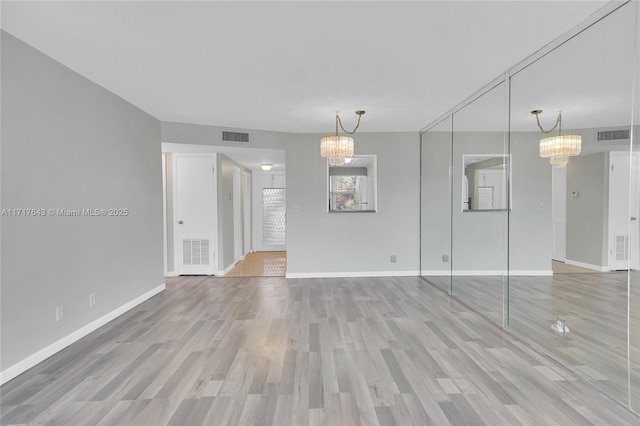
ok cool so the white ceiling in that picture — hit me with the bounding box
[1,0,616,136]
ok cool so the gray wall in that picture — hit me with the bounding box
[508,131,553,272]
[566,152,609,267]
[420,123,452,273]
[451,132,510,271]
[421,130,552,273]
[1,32,164,370]
[162,122,421,275]
[162,121,290,151]
[286,132,420,274]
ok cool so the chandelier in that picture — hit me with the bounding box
[320,110,365,166]
[531,110,581,166]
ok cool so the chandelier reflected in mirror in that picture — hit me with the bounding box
[320,110,365,166]
[531,110,581,167]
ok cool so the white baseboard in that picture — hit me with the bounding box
[217,263,235,276]
[0,283,166,386]
[564,259,609,272]
[421,270,553,276]
[285,270,419,279]
[165,271,178,277]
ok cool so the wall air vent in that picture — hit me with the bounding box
[222,131,250,143]
[615,235,630,261]
[183,239,210,265]
[597,129,630,141]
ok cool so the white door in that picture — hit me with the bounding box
[609,152,640,270]
[233,166,243,263]
[552,166,567,261]
[175,155,216,275]
[243,171,252,255]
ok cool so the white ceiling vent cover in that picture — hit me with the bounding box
[597,129,630,141]
[183,239,210,265]
[222,131,250,143]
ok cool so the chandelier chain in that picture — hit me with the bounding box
[336,113,363,135]
[535,111,562,135]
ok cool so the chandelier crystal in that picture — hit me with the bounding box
[320,135,354,160]
[320,111,365,164]
[539,134,582,166]
[531,110,581,167]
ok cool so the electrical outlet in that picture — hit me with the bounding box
[390,255,397,263]
[442,254,449,262]
[89,293,96,308]
[55,305,64,322]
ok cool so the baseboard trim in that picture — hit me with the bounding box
[0,283,166,386]
[165,271,178,277]
[564,259,609,272]
[421,270,553,276]
[217,263,235,277]
[285,270,419,279]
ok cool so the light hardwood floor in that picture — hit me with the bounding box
[1,276,639,425]
[226,252,286,277]
[425,270,640,410]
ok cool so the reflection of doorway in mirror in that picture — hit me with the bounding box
[552,167,566,262]
[462,154,510,211]
[609,152,640,270]
[475,169,506,210]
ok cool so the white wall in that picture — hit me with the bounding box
[1,32,164,377]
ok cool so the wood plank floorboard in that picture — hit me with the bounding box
[436,270,640,409]
[1,275,639,425]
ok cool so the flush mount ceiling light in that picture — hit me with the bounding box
[260,164,273,171]
[320,110,365,166]
[531,110,581,167]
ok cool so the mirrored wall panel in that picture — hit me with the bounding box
[451,82,509,327]
[509,1,637,407]
[628,0,640,411]
[421,116,452,293]
[420,0,640,410]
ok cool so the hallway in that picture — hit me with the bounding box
[226,251,286,277]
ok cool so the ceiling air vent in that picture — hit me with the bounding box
[597,129,630,141]
[222,131,250,143]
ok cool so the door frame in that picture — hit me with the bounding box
[233,165,243,264]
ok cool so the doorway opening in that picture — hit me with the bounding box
[162,143,286,277]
